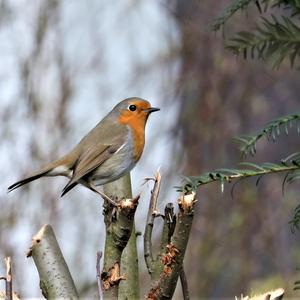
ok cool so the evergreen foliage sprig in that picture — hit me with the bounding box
[178,153,300,194]
[236,113,300,156]
[210,0,255,32]
[272,0,300,16]
[212,0,300,32]
[212,0,300,68]
[226,15,300,68]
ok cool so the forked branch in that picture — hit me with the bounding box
[147,192,197,300]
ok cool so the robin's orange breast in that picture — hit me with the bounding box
[118,114,146,161]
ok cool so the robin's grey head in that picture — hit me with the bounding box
[111,98,160,120]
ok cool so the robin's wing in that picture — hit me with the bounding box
[61,143,121,196]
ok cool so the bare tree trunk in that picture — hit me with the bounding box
[102,174,140,299]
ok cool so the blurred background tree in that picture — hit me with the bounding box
[0,0,300,298]
[173,0,300,298]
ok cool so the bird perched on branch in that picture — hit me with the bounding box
[8,97,159,199]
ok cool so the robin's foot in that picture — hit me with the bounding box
[86,183,119,206]
[153,210,162,218]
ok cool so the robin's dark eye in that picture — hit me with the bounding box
[129,104,137,111]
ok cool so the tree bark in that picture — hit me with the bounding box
[102,173,140,299]
[27,224,79,299]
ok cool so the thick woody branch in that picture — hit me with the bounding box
[117,223,140,300]
[102,174,140,300]
[27,224,79,299]
[147,203,177,281]
[159,205,189,300]
[144,171,162,277]
[147,192,197,300]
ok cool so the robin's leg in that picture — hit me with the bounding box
[78,179,118,206]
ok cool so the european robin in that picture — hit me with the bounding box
[8,97,160,199]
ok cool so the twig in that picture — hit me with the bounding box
[147,170,162,222]
[4,257,12,300]
[96,252,103,300]
[180,268,189,300]
[144,170,162,274]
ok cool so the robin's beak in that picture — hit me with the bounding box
[143,107,160,114]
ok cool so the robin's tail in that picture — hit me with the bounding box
[7,169,51,192]
[7,155,73,193]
